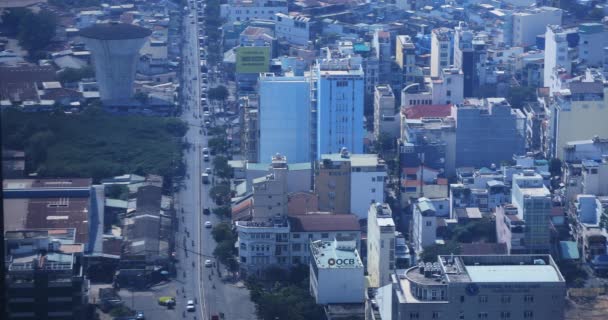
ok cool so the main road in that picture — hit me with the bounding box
[173,2,255,320]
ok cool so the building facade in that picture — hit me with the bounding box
[374,84,396,141]
[385,255,566,320]
[367,203,396,288]
[258,73,311,163]
[314,59,365,158]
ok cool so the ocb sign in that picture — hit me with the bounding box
[328,258,355,266]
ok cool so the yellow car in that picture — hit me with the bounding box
[158,296,176,307]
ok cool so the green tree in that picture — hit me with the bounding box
[373,132,394,154]
[208,136,229,154]
[58,66,95,83]
[213,239,236,265]
[209,184,231,205]
[208,85,229,102]
[213,155,233,179]
[506,86,535,109]
[211,222,235,243]
[105,184,129,200]
[212,205,231,218]
[17,9,57,52]
[254,285,324,320]
[420,241,461,262]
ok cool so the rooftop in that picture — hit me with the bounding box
[80,22,151,40]
[310,239,363,269]
[320,153,385,168]
[403,104,452,119]
[289,213,360,232]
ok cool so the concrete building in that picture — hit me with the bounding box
[395,35,419,86]
[453,22,486,98]
[317,150,387,219]
[80,23,151,103]
[510,171,552,253]
[401,67,464,108]
[314,59,365,158]
[5,229,88,320]
[310,238,364,304]
[258,73,311,163]
[373,30,392,83]
[384,255,566,320]
[544,25,571,88]
[239,95,259,162]
[578,23,608,67]
[274,13,310,46]
[220,0,287,23]
[454,98,526,168]
[513,6,562,47]
[374,84,397,141]
[430,28,453,78]
[411,197,437,254]
[545,70,608,159]
[367,203,396,288]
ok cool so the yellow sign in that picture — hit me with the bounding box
[236,46,270,74]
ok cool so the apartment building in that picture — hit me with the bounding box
[367,203,396,288]
[220,0,287,23]
[374,84,397,141]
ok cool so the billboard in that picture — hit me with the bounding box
[236,46,270,74]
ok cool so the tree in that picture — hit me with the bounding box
[211,222,235,243]
[58,66,95,83]
[506,86,535,109]
[209,184,231,205]
[208,85,229,102]
[420,241,461,262]
[213,205,231,218]
[213,155,233,179]
[253,285,324,320]
[213,239,236,265]
[17,10,57,52]
[105,184,129,200]
[374,132,395,154]
[208,136,229,154]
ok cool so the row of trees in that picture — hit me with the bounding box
[1,8,57,57]
[211,222,238,273]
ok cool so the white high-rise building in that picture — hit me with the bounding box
[367,203,396,288]
[412,197,437,254]
[430,28,453,78]
[544,25,571,88]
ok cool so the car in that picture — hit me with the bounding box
[135,311,145,320]
[186,300,195,312]
[205,221,212,228]
[203,111,211,117]
[204,259,213,267]
[202,106,210,112]
[202,147,209,155]
[158,296,176,306]
[203,207,210,215]
[205,167,212,174]
[203,154,210,162]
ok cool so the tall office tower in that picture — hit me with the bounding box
[314,59,365,158]
[544,25,571,88]
[80,22,151,102]
[511,171,552,253]
[430,28,453,78]
[367,202,396,288]
[258,73,311,163]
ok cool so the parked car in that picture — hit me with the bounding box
[204,259,213,267]
[205,221,212,228]
[186,300,195,312]
[203,207,210,215]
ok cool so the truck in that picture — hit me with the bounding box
[201,173,210,184]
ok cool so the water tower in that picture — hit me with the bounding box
[80,22,151,103]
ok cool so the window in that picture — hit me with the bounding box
[500,311,511,319]
[432,312,441,319]
[308,234,313,239]
[240,257,246,263]
[292,233,301,239]
[240,243,247,250]
[524,295,534,303]
[321,233,329,238]
[501,295,511,303]
[409,312,419,319]
[524,311,533,319]
[447,90,451,97]
[425,221,433,227]
[478,295,488,303]
[460,296,465,303]
[292,243,301,251]
[371,188,376,193]
[478,313,488,319]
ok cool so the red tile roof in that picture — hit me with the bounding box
[403,104,452,119]
[288,213,360,232]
